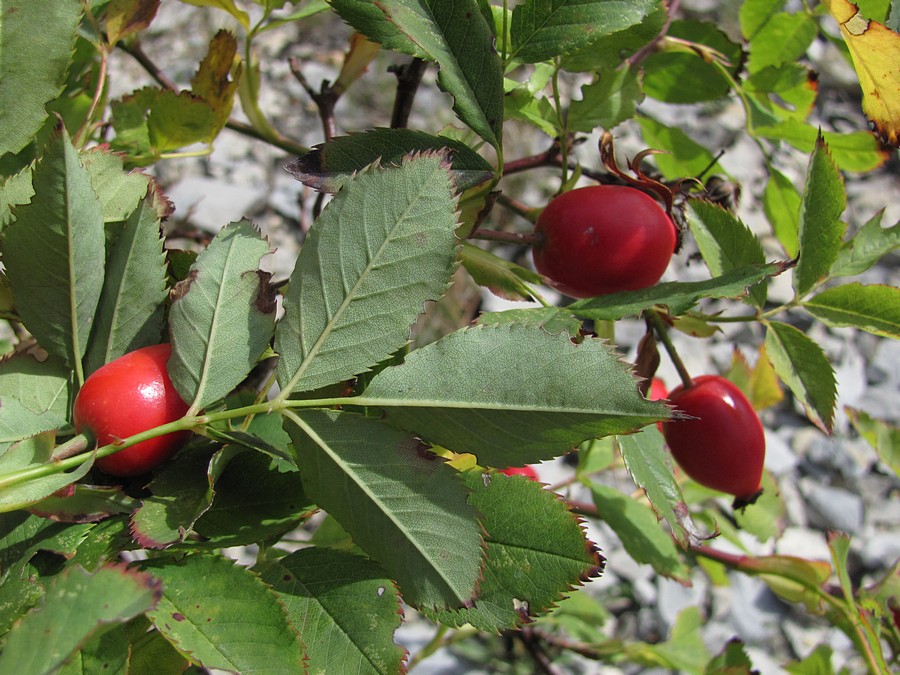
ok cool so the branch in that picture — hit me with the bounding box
[390,58,428,129]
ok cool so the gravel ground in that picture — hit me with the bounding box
[111,4,899,673]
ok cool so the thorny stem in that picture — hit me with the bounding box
[645,309,693,389]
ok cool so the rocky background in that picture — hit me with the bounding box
[110,2,899,672]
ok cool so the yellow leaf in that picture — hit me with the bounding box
[823,0,900,147]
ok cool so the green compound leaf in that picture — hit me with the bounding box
[427,471,604,632]
[746,11,817,73]
[0,0,81,156]
[83,192,168,376]
[794,135,847,298]
[257,548,406,675]
[284,408,483,611]
[169,220,276,413]
[275,153,459,396]
[509,0,659,63]
[0,564,162,675]
[1,126,105,374]
[618,428,697,548]
[686,200,768,307]
[588,483,691,581]
[358,324,667,467]
[286,128,494,194]
[803,283,900,339]
[765,321,836,432]
[145,553,305,673]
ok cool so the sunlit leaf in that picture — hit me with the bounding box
[803,283,900,338]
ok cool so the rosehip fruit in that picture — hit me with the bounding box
[532,185,677,298]
[661,375,765,504]
[500,466,539,481]
[648,377,668,401]
[73,344,190,477]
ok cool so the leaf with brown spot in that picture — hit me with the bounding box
[105,0,161,45]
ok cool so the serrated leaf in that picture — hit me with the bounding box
[427,471,604,632]
[328,0,426,55]
[803,283,900,338]
[256,548,406,675]
[618,428,697,548]
[0,512,94,578]
[284,408,483,610]
[169,220,275,412]
[148,90,217,152]
[755,118,889,173]
[28,485,139,524]
[0,166,35,229]
[846,407,899,478]
[746,11,817,73]
[0,433,94,512]
[740,0,785,40]
[145,553,304,673]
[567,263,785,320]
[358,324,668,467]
[1,126,105,374]
[831,210,900,277]
[763,168,802,257]
[476,307,584,337]
[347,0,503,147]
[568,65,643,132]
[765,321,836,432]
[275,153,459,396]
[192,449,315,547]
[460,241,543,302]
[80,144,159,224]
[0,0,81,156]
[0,564,162,675]
[509,0,658,63]
[794,135,847,297]
[686,200,768,307]
[588,483,690,581]
[83,193,168,376]
[286,128,494,194]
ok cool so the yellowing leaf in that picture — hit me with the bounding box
[823,0,900,147]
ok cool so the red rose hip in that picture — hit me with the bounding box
[532,185,676,298]
[74,344,190,477]
[500,465,540,481]
[661,375,765,504]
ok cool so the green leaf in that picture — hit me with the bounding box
[169,220,276,412]
[509,0,658,63]
[83,192,168,376]
[0,564,162,675]
[647,606,710,671]
[0,0,81,156]
[745,63,818,122]
[428,471,604,631]
[460,241,543,302]
[794,135,847,297]
[284,409,483,610]
[358,324,667,467]
[333,0,502,148]
[56,624,131,675]
[755,119,889,173]
[588,483,690,581]
[568,263,786,320]
[257,548,406,675]
[105,0,161,45]
[275,153,459,396]
[0,433,94,512]
[285,128,494,194]
[0,512,94,579]
[765,321,836,432]
[686,200,768,307]
[178,0,250,29]
[0,352,70,433]
[148,90,217,153]
[476,307,584,337]
[740,0,786,40]
[641,21,742,103]
[830,210,900,277]
[79,146,158,224]
[560,3,668,72]
[1,126,105,374]
[190,30,241,137]
[28,485,139,524]
[145,553,304,673]
[733,472,785,543]
[636,115,723,180]
[846,407,899,479]
[618,428,697,548]
[803,283,900,338]
[0,166,35,229]
[706,638,754,673]
[785,644,835,674]
[568,65,643,133]
[763,168,802,257]
[746,11,817,73]
[192,449,315,547]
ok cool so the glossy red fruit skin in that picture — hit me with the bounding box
[500,466,540,481]
[74,344,190,477]
[661,375,765,501]
[648,377,668,401]
[532,185,677,298]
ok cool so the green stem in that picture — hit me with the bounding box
[645,309,692,388]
